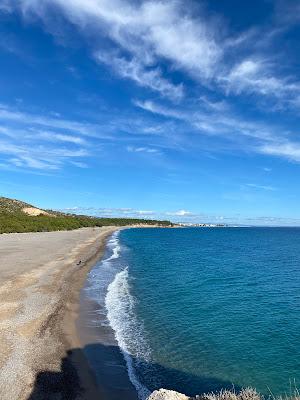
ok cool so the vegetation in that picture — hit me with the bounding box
[0,197,173,234]
[0,197,35,213]
[195,388,300,400]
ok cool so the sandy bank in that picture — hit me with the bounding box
[0,227,117,400]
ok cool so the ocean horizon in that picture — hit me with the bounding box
[83,227,300,399]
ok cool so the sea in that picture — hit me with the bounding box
[83,227,300,399]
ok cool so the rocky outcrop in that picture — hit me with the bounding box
[147,389,190,400]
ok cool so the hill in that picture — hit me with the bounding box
[0,197,53,217]
[0,196,173,233]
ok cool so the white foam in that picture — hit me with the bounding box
[105,267,152,400]
[85,230,152,398]
[106,231,121,261]
[84,230,122,318]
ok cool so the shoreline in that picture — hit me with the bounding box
[77,289,138,400]
[58,226,121,400]
[76,228,139,400]
[0,226,119,399]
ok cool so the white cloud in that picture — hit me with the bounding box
[0,104,101,138]
[0,104,92,171]
[36,131,87,145]
[134,98,300,164]
[221,58,300,98]
[259,141,300,162]
[0,139,88,171]
[14,0,300,107]
[96,52,184,100]
[58,205,197,220]
[134,99,185,120]
[167,209,193,216]
[135,98,275,141]
[127,145,159,154]
[70,160,88,168]
[137,1,221,79]
[245,183,277,191]
[16,0,222,97]
[58,206,156,218]
[136,210,155,215]
[9,155,59,170]
[199,96,229,112]
[4,0,300,170]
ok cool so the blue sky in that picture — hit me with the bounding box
[1,0,300,225]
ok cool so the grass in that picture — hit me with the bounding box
[194,387,300,400]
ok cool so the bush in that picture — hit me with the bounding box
[0,212,173,234]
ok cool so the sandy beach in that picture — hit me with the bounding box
[0,227,121,400]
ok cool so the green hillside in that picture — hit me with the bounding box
[0,197,173,233]
[0,197,35,213]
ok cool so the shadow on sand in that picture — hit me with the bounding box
[27,342,241,400]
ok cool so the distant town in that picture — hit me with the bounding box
[177,223,228,227]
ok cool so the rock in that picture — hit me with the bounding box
[147,389,190,400]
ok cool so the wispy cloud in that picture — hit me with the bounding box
[0,139,88,171]
[69,160,88,169]
[134,100,185,120]
[220,58,300,100]
[60,206,198,220]
[96,52,184,101]
[259,141,300,162]
[3,0,300,170]
[57,205,300,226]
[0,104,94,171]
[134,98,300,163]
[0,104,109,139]
[44,0,222,81]
[59,206,156,218]
[127,145,160,154]
[36,131,87,145]
[9,0,300,109]
[166,209,194,216]
[245,183,277,191]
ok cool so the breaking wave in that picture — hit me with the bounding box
[105,267,152,400]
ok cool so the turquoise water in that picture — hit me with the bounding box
[87,228,300,399]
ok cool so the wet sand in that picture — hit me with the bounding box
[77,293,138,400]
[0,227,118,400]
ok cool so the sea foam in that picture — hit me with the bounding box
[85,230,151,399]
[84,230,122,322]
[105,267,152,400]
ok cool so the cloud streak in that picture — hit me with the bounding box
[135,98,300,163]
[3,1,300,170]
[96,52,184,100]
[0,104,94,171]
[9,0,300,108]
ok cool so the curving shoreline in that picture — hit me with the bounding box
[77,229,138,400]
[0,227,290,400]
[0,226,118,399]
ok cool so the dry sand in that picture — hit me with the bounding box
[0,227,118,400]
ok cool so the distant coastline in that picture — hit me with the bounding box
[1,197,300,400]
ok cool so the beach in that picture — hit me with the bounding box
[0,226,130,400]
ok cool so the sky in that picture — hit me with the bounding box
[1,0,300,225]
